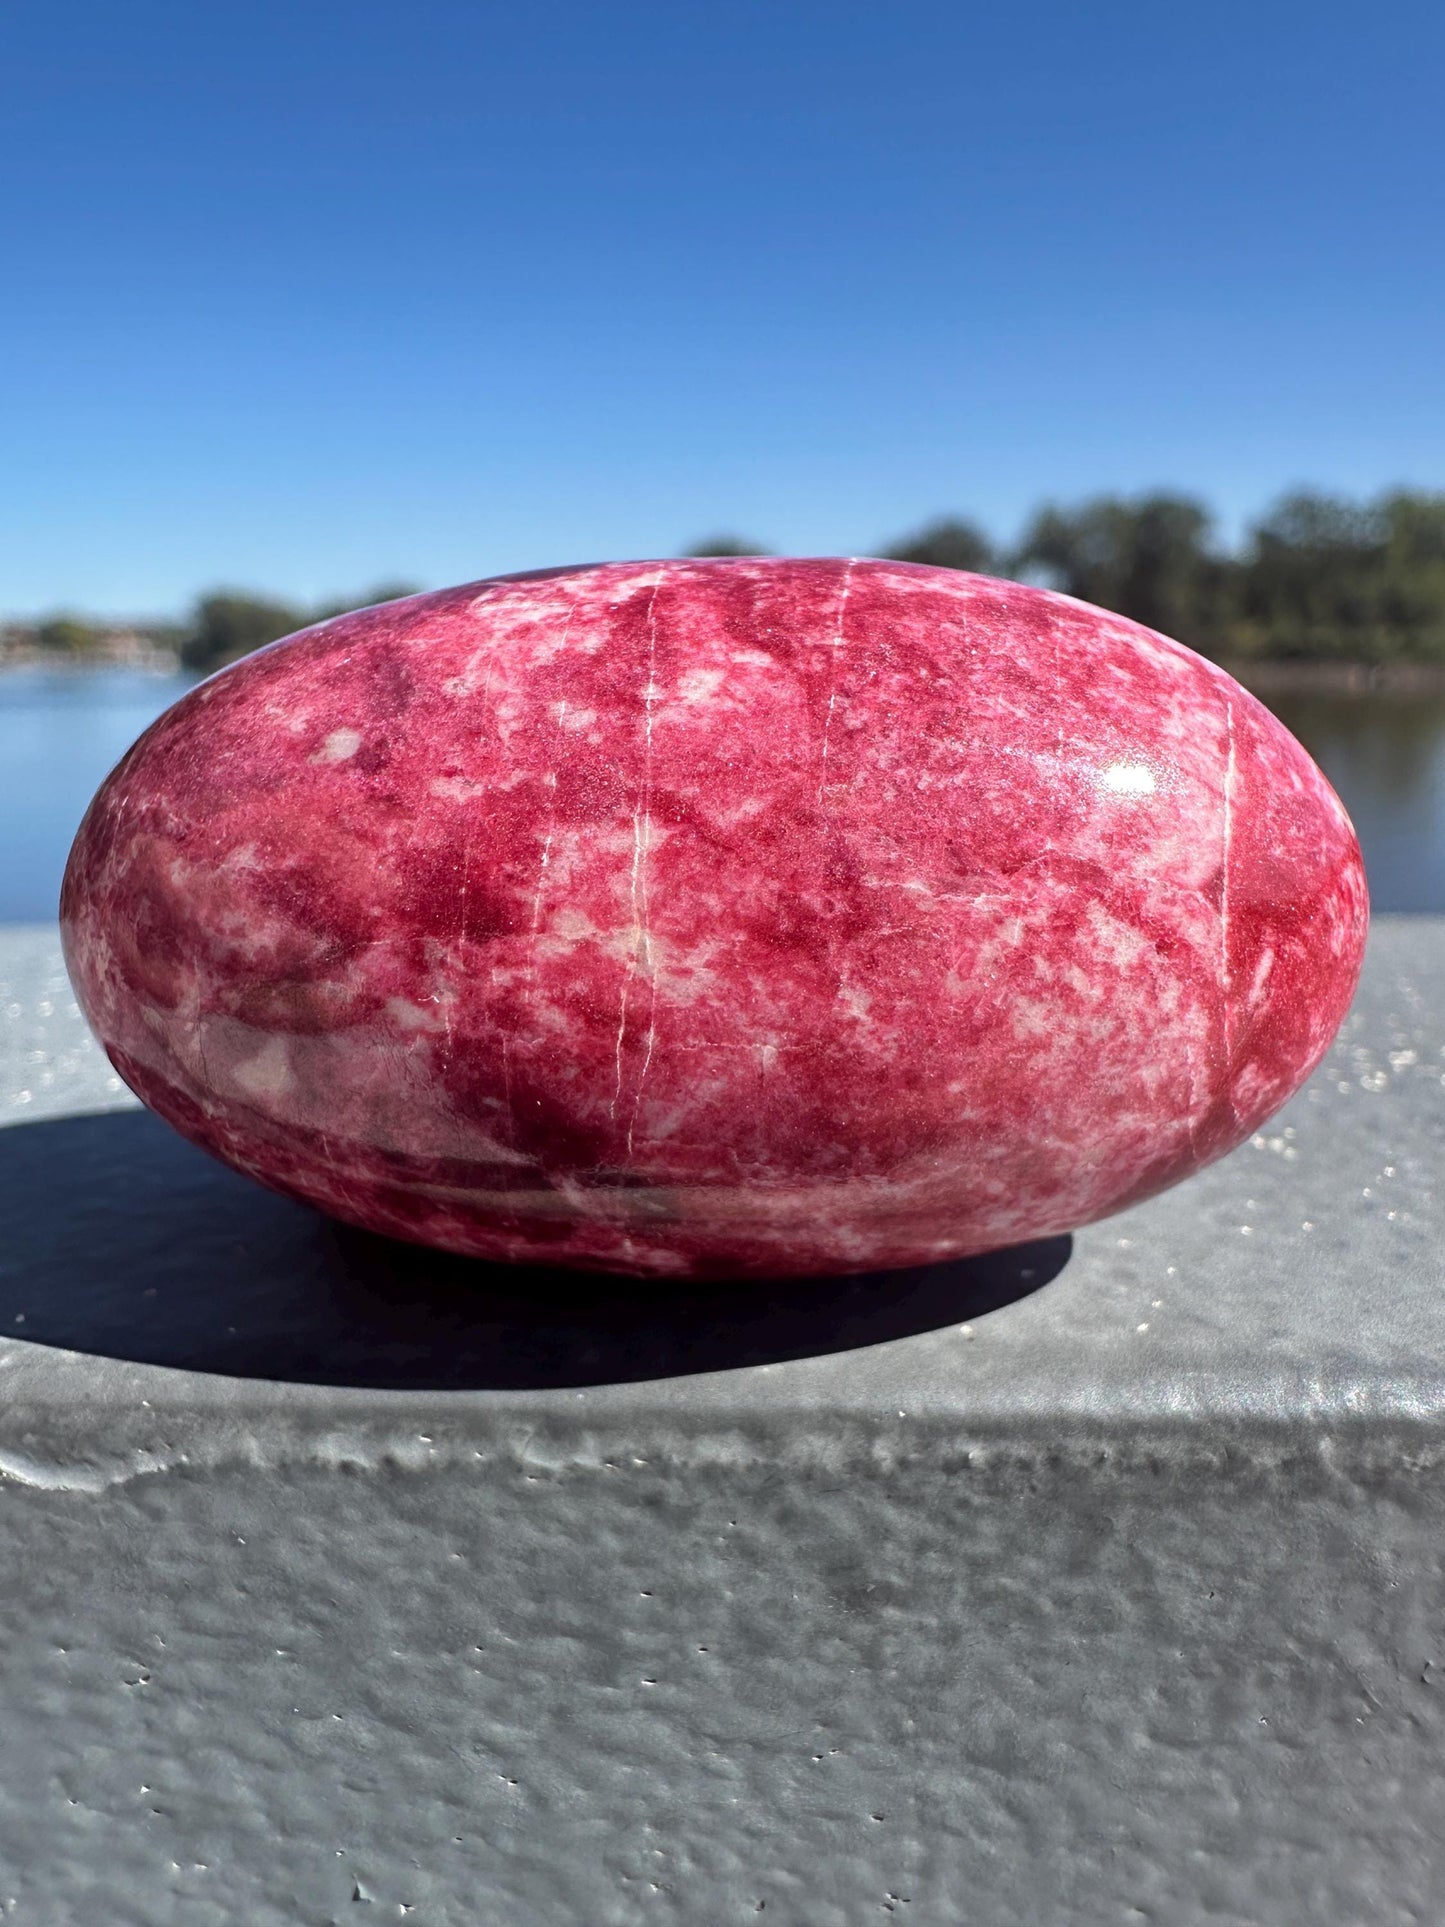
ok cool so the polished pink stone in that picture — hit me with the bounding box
[61,559,1368,1279]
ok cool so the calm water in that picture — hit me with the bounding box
[1265,690,1445,914]
[1,670,1442,921]
[0,669,199,923]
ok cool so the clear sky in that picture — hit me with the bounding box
[3,0,1441,615]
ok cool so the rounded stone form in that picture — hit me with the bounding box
[62,559,1368,1279]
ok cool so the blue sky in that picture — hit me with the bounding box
[3,0,1441,615]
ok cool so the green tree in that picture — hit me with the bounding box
[1012,493,1231,652]
[35,615,101,655]
[179,584,427,672]
[1236,493,1377,661]
[1235,491,1445,663]
[885,517,996,574]
[311,581,422,622]
[180,593,308,673]
[683,536,773,557]
[1380,492,1445,661]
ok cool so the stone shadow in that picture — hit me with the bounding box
[0,1110,1070,1390]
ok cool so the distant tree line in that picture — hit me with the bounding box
[6,582,420,672]
[177,582,421,672]
[11,490,1445,673]
[693,487,1445,665]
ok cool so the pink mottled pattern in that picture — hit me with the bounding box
[61,560,1368,1278]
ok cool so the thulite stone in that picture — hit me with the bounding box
[61,559,1368,1279]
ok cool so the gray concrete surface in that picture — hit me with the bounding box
[0,920,1442,1924]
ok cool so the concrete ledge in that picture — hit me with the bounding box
[0,921,1442,1923]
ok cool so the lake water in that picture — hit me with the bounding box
[2,670,201,924]
[2,668,1443,921]
[1264,689,1445,914]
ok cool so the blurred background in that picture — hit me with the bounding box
[4,0,1443,919]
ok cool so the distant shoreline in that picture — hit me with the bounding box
[1220,659,1445,697]
[4,649,1445,698]
[0,646,183,676]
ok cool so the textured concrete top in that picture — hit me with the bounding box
[0,918,1438,1478]
[2,922,1443,1926]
